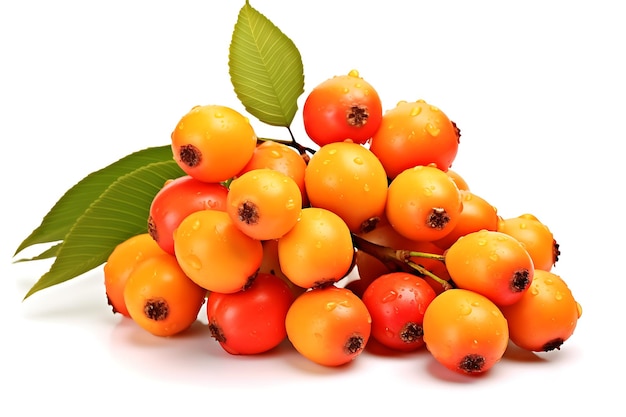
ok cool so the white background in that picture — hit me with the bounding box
[1,1,624,415]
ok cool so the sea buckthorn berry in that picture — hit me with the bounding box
[423,288,509,375]
[304,141,388,233]
[104,233,168,317]
[173,209,263,293]
[238,140,308,205]
[147,175,229,255]
[123,253,207,337]
[302,69,383,146]
[386,165,463,242]
[444,230,534,306]
[171,104,257,183]
[369,99,460,179]
[433,190,499,251]
[500,269,581,352]
[285,285,372,366]
[226,168,302,241]
[207,272,295,355]
[362,272,437,352]
[277,207,355,289]
[497,214,560,271]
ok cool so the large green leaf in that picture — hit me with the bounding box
[14,145,174,258]
[229,1,304,127]
[23,160,185,300]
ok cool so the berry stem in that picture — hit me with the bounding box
[351,234,451,291]
[257,133,317,157]
[407,251,445,262]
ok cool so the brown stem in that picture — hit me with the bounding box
[351,233,452,291]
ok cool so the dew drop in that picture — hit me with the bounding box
[489,252,499,262]
[555,291,563,301]
[426,123,441,137]
[382,290,397,303]
[325,302,337,311]
[363,183,370,192]
[270,150,281,159]
[477,238,488,246]
[214,111,224,118]
[353,157,363,165]
[285,199,296,210]
[328,149,338,155]
[191,219,202,231]
[459,304,472,315]
[530,286,539,296]
[410,106,422,117]
[185,254,202,270]
[315,241,322,249]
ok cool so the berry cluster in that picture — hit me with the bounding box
[103,70,582,375]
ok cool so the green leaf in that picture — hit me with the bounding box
[229,1,304,127]
[14,145,174,258]
[13,243,61,263]
[23,160,185,300]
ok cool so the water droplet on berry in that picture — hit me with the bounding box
[459,304,472,315]
[426,123,440,137]
[353,157,363,165]
[382,290,397,303]
[285,199,296,210]
[185,254,202,270]
[410,106,422,117]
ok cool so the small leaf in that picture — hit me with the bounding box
[23,160,185,300]
[229,1,304,127]
[14,145,174,258]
